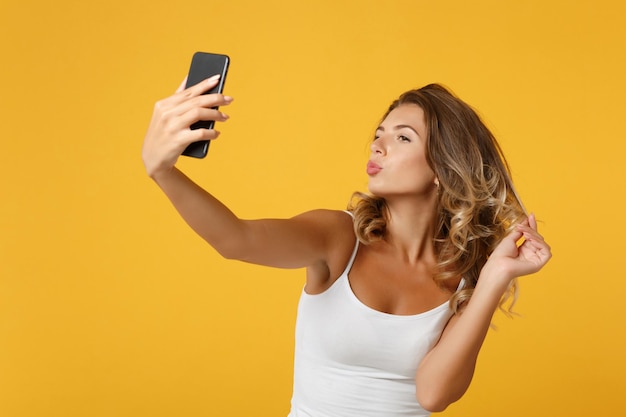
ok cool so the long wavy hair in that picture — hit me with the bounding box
[349,84,526,314]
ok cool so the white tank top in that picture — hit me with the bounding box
[288,237,462,417]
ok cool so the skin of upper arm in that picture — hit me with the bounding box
[415,313,467,411]
[228,209,355,283]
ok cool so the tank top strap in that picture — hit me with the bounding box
[340,210,359,278]
[457,278,466,290]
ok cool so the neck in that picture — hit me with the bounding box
[383,194,438,264]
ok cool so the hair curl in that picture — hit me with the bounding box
[348,84,526,315]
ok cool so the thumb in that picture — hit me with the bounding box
[491,227,523,257]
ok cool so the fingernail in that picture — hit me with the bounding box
[208,74,221,82]
[221,112,229,119]
[224,96,233,103]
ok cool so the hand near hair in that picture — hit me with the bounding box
[481,214,552,288]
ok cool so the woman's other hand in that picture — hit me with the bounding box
[480,214,552,288]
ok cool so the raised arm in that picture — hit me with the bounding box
[415,214,552,412]
[141,77,354,280]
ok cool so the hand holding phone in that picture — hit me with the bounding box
[182,52,230,158]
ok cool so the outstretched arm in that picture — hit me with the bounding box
[142,78,353,275]
[415,214,552,412]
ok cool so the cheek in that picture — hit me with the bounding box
[402,154,434,178]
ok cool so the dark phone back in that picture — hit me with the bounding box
[181,52,230,158]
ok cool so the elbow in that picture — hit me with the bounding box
[214,242,247,261]
[208,229,250,261]
[416,393,451,414]
[216,244,238,260]
[415,359,474,412]
[416,383,462,413]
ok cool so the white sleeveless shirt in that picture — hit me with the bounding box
[288,237,461,417]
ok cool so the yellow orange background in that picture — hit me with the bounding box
[1,1,624,416]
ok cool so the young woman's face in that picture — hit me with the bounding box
[367,103,437,198]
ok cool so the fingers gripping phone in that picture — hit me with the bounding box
[182,52,230,158]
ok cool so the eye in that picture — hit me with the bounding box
[373,134,380,141]
[397,135,411,143]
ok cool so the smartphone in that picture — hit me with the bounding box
[181,52,230,158]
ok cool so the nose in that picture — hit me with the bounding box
[370,137,386,155]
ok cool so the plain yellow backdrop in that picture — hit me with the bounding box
[1,0,624,416]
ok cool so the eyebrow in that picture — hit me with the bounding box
[376,124,421,137]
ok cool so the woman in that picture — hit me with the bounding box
[142,75,551,416]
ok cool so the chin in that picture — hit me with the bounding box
[368,185,437,202]
[367,187,393,199]
[366,185,384,197]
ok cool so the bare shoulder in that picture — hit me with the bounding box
[298,209,356,294]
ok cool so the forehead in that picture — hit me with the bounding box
[381,103,427,134]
